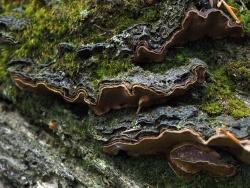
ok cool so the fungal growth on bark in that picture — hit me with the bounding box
[95,105,250,177]
[134,8,244,63]
[1,0,249,184]
[75,7,244,63]
[169,143,236,177]
[9,58,207,115]
[103,128,250,164]
[75,4,244,63]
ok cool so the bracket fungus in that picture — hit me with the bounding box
[1,0,250,184]
[103,128,250,163]
[103,128,250,177]
[98,105,250,178]
[134,8,244,63]
[169,143,236,177]
[75,6,244,63]
[9,58,207,115]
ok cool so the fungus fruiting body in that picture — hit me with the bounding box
[169,143,236,177]
[103,128,250,177]
[134,8,244,63]
[9,59,207,115]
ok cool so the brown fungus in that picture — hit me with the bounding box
[103,128,249,178]
[9,58,207,115]
[134,8,244,63]
[169,143,236,177]
[98,105,249,178]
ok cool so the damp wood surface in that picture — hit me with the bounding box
[0,0,250,187]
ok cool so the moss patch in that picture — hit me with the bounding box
[144,39,214,73]
[0,0,162,80]
[202,66,250,118]
[239,10,250,33]
[91,55,133,88]
[227,60,250,92]
[228,0,250,33]
[52,52,79,77]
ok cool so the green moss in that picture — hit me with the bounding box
[1,83,18,102]
[227,60,250,92]
[13,0,88,59]
[202,101,224,116]
[227,98,250,118]
[227,0,250,33]
[0,0,20,13]
[239,10,250,33]
[0,0,162,79]
[90,0,159,34]
[114,6,159,33]
[110,154,250,188]
[145,42,212,73]
[94,57,133,80]
[0,45,15,83]
[9,90,90,139]
[202,66,250,119]
[0,60,7,83]
[52,53,78,77]
[89,55,133,89]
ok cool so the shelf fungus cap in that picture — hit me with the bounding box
[103,128,250,164]
[169,143,236,177]
[9,58,207,116]
[134,8,244,63]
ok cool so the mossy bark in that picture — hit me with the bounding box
[1,0,250,187]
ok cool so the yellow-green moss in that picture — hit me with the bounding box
[202,101,224,116]
[13,0,89,59]
[239,10,250,33]
[0,0,161,79]
[202,66,250,119]
[227,60,250,91]
[227,98,250,118]
[94,57,133,79]
[146,43,211,73]
[228,0,250,33]
[0,60,7,83]
[52,53,78,77]
[0,46,13,83]
[91,55,133,89]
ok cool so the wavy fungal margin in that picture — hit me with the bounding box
[10,59,207,115]
[134,8,244,63]
[103,128,250,178]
